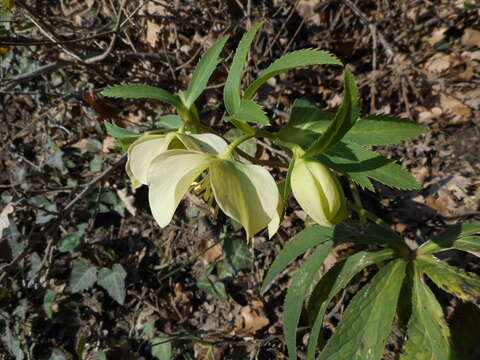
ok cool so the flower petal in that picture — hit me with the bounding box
[209,160,279,238]
[291,158,346,226]
[147,150,212,227]
[127,133,176,187]
[176,133,228,154]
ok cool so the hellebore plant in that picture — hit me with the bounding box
[103,23,480,360]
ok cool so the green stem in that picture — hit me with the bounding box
[349,180,365,220]
[347,200,411,257]
[222,134,254,158]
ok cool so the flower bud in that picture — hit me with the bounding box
[291,158,347,227]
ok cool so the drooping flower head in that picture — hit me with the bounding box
[127,132,279,238]
[291,158,347,227]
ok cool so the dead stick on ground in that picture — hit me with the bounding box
[337,0,412,116]
[0,153,128,284]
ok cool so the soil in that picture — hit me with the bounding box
[0,1,479,359]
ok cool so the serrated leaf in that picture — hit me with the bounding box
[318,259,407,360]
[224,22,263,115]
[97,264,127,305]
[399,261,454,360]
[305,249,395,360]
[279,100,426,149]
[244,49,342,98]
[151,336,172,360]
[104,121,137,138]
[101,84,183,109]
[284,241,333,360]
[305,69,359,157]
[346,115,427,145]
[231,99,269,125]
[183,35,229,108]
[418,222,480,256]
[262,225,334,294]
[318,141,421,191]
[43,289,56,319]
[70,259,97,293]
[419,255,480,305]
[155,114,182,129]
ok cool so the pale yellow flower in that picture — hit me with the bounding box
[127,132,279,238]
[291,158,347,227]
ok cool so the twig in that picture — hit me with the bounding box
[336,0,412,115]
[84,0,127,64]
[0,153,128,283]
[0,31,115,46]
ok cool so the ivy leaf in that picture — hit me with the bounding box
[101,84,183,109]
[399,261,454,360]
[318,259,407,360]
[231,99,269,125]
[151,336,172,360]
[97,264,127,305]
[261,225,334,294]
[224,22,263,115]
[197,274,228,300]
[284,241,333,360]
[70,259,97,293]
[419,255,480,305]
[182,35,229,108]
[43,289,56,319]
[318,141,421,191]
[223,237,252,271]
[244,49,342,98]
[417,222,480,256]
[305,69,360,157]
[305,249,395,360]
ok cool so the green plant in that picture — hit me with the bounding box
[102,23,480,359]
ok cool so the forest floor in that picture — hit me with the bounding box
[0,0,479,359]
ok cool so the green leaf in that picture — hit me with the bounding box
[104,121,137,138]
[305,249,395,360]
[449,302,480,360]
[279,100,426,149]
[261,225,334,294]
[183,35,229,108]
[70,259,97,293]
[231,99,269,125]
[345,114,427,145]
[305,69,360,157]
[417,222,480,256]
[151,336,172,360]
[419,255,480,304]
[43,289,56,319]
[224,22,263,115]
[101,83,183,109]
[49,349,67,360]
[197,274,228,300]
[399,261,454,360]
[92,351,107,360]
[284,241,333,360]
[318,141,421,191]
[223,237,252,271]
[318,259,407,360]
[155,114,183,129]
[97,263,127,305]
[244,49,342,99]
